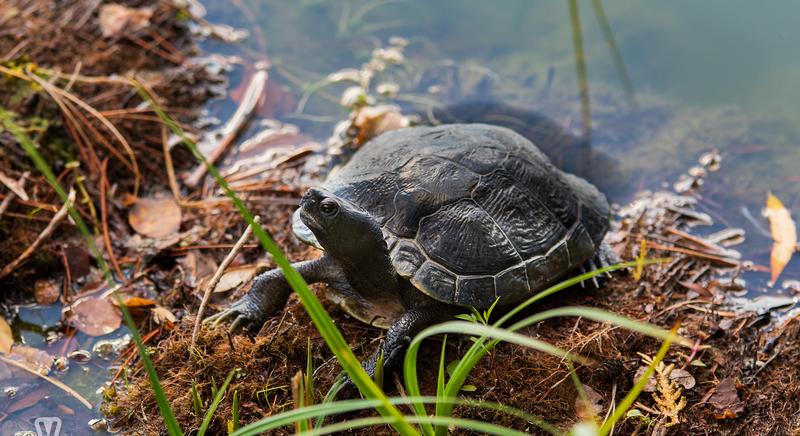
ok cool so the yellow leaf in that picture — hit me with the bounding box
[0,317,12,354]
[763,193,797,284]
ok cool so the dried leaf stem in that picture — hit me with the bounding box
[0,189,75,281]
[191,215,261,347]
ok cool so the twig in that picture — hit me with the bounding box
[185,67,268,187]
[644,240,740,267]
[0,172,29,218]
[0,169,29,200]
[0,354,92,409]
[191,215,261,347]
[100,159,124,279]
[111,327,161,383]
[0,190,75,281]
[160,124,182,204]
[30,74,141,196]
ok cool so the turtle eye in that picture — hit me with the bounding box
[319,199,339,217]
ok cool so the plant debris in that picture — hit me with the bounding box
[66,297,122,337]
[128,194,182,239]
[763,193,797,284]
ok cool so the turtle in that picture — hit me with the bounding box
[207,123,613,380]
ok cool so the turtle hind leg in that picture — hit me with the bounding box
[579,242,620,288]
[343,302,459,389]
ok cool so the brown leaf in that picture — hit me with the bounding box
[9,344,54,374]
[670,368,696,390]
[98,4,153,38]
[119,297,157,308]
[762,193,797,283]
[708,378,744,419]
[178,250,218,288]
[211,264,263,293]
[352,105,409,146]
[128,195,182,239]
[34,279,61,305]
[679,280,713,297]
[575,384,605,419]
[7,386,48,413]
[68,297,122,336]
[0,316,12,354]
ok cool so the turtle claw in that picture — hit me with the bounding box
[203,292,272,335]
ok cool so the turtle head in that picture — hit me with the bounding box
[298,188,387,260]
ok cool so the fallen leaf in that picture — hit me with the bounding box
[128,195,182,239]
[210,264,263,293]
[762,193,797,283]
[669,368,696,390]
[707,378,744,419]
[351,105,409,146]
[575,384,605,419]
[98,4,153,38]
[679,280,713,298]
[34,279,61,305]
[7,386,48,413]
[152,305,177,325]
[634,366,658,392]
[67,297,122,336]
[9,344,54,374]
[118,297,157,308]
[0,317,12,354]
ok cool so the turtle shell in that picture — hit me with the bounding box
[295,124,610,309]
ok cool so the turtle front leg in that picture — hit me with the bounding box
[205,254,343,334]
[356,302,458,387]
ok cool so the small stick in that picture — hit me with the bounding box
[162,124,182,203]
[184,67,268,187]
[644,240,740,267]
[0,354,92,409]
[0,190,75,281]
[0,169,29,200]
[100,158,124,279]
[0,172,29,218]
[191,215,261,347]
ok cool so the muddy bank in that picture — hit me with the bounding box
[108,158,800,435]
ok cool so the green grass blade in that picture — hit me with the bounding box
[306,415,530,436]
[2,107,182,435]
[313,375,345,430]
[192,380,202,416]
[231,390,240,432]
[0,107,109,280]
[589,0,637,105]
[134,85,416,436]
[233,396,558,436]
[432,336,447,436]
[199,368,237,436]
[119,299,183,435]
[422,261,670,426]
[598,324,677,435]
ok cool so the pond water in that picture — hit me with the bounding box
[200,0,800,291]
[4,0,799,433]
